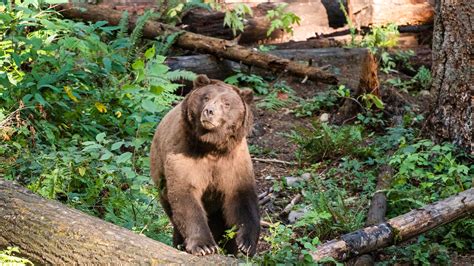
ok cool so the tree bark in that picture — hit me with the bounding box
[57,4,337,84]
[0,179,237,265]
[310,188,474,262]
[428,0,473,153]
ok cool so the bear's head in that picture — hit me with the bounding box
[182,75,253,154]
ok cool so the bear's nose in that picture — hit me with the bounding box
[203,106,214,118]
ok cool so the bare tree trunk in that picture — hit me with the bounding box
[57,4,337,84]
[428,0,473,153]
[310,188,474,262]
[0,179,236,265]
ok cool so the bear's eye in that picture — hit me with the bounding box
[203,95,210,102]
[224,102,231,108]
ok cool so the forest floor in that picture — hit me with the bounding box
[243,69,473,264]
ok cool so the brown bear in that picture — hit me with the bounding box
[150,74,260,256]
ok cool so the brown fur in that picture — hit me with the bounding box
[150,75,260,256]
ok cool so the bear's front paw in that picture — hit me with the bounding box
[237,228,258,256]
[185,237,218,256]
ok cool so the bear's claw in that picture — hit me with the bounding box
[237,234,256,256]
[186,239,218,256]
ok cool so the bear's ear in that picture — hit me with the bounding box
[239,88,253,104]
[193,74,211,88]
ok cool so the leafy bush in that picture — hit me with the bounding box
[266,3,301,37]
[223,3,253,36]
[294,90,339,117]
[289,122,369,163]
[224,72,269,95]
[256,81,296,111]
[0,1,197,244]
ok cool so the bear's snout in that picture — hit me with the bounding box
[202,106,215,119]
[200,102,222,130]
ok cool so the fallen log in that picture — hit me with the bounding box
[166,48,370,89]
[0,179,236,265]
[57,4,337,84]
[310,188,474,262]
[181,5,282,44]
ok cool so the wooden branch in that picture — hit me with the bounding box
[352,164,394,265]
[252,157,297,166]
[57,4,337,84]
[0,179,236,265]
[365,165,393,226]
[310,188,474,262]
[280,194,303,217]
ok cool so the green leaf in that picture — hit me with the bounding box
[100,152,113,161]
[103,57,112,73]
[144,45,156,60]
[149,63,169,76]
[116,152,132,164]
[96,132,106,143]
[34,93,49,106]
[150,86,164,95]
[111,141,124,151]
[141,99,159,113]
[132,59,145,70]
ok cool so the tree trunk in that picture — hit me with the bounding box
[0,179,236,265]
[335,51,379,123]
[310,188,474,262]
[428,0,473,153]
[57,4,337,84]
[349,0,434,28]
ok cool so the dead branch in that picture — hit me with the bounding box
[311,188,474,262]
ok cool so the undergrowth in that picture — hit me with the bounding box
[0,1,198,244]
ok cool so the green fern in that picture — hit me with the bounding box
[166,70,197,81]
[127,10,153,63]
[155,31,183,56]
[117,10,129,39]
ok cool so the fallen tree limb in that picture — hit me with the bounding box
[57,4,337,84]
[311,188,474,262]
[365,164,394,227]
[352,164,394,265]
[0,179,236,265]
[167,48,369,89]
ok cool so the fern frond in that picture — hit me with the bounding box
[166,70,197,81]
[155,31,183,56]
[127,10,153,63]
[117,10,129,39]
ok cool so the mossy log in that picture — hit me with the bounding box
[57,4,337,85]
[0,179,237,265]
[311,188,474,262]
